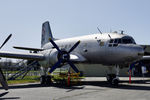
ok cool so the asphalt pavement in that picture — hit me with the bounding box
[0,77,150,100]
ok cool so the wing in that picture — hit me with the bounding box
[0,51,44,90]
[0,51,44,60]
[13,46,44,51]
[0,51,85,62]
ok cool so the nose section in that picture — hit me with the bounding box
[132,45,144,58]
[118,44,144,63]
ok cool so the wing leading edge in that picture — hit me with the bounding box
[13,46,44,51]
[0,51,44,60]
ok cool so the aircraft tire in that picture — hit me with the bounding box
[106,74,116,83]
[112,78,119,86]
[40,75,46,85]
[45,75,52,85]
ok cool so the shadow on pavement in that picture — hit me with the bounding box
[0,79,150,91]
[0,92,20,100]
[0,83,49,90]
[0,97,20,100]
[0,92,9,97]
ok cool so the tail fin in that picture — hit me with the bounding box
[41,21,53,48]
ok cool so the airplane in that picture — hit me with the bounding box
[0,21,149,90]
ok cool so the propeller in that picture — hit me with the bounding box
[0,34,12,49]
[0,34,12,90]
[49,38,80,74]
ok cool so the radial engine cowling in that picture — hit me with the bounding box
[39,49,59,68]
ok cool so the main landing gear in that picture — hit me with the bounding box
[40,75,52,85]
[106,65,120,86]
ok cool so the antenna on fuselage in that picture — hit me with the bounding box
[119,30,124,34]
[108,34,111,39]
[97,27,102,34]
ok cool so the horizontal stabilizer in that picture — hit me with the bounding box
[0,51,44,60]
[13,46,44,51]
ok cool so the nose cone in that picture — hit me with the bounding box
[118,44,144,63]
[131,45,144,58]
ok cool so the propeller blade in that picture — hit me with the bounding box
[0,68,8,90]
[49,59,62,73]
[68,61,79,73]
[68,41,80,53]
[0,34,12,49]
[49,38,62,53]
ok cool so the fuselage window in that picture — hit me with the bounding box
[113,44,118,47]
[122,39,132,44]
[110,39,113,43]
[114,39,118,43]
[109,44,112,47]
[108,39,118,47]
[118,39,121,43]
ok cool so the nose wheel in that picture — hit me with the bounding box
[106,74,119,85]
[112,78,119,86]
[107,74,119,86]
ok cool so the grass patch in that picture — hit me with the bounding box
[7,76,40,85]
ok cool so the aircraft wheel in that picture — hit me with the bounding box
[46,75,52,85]
[112,78,119,86]
[106,74,116,83]
[40,75,46,85]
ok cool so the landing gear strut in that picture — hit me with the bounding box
[106,65,120,86]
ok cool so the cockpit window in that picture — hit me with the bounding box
[114,39,118,43]
[108,37,136,47]
[110,39,113,43]
[118,39,121,43]
[122,39,133,44]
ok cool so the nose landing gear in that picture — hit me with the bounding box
[106,74,119,86]
[106,65,120,86]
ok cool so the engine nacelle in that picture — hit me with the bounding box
[39,49,59,68]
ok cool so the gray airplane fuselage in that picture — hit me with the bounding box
[40,32,144,68]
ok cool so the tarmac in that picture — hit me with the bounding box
[0,77,150,100]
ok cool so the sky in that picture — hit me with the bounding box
[0,0,150,54]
